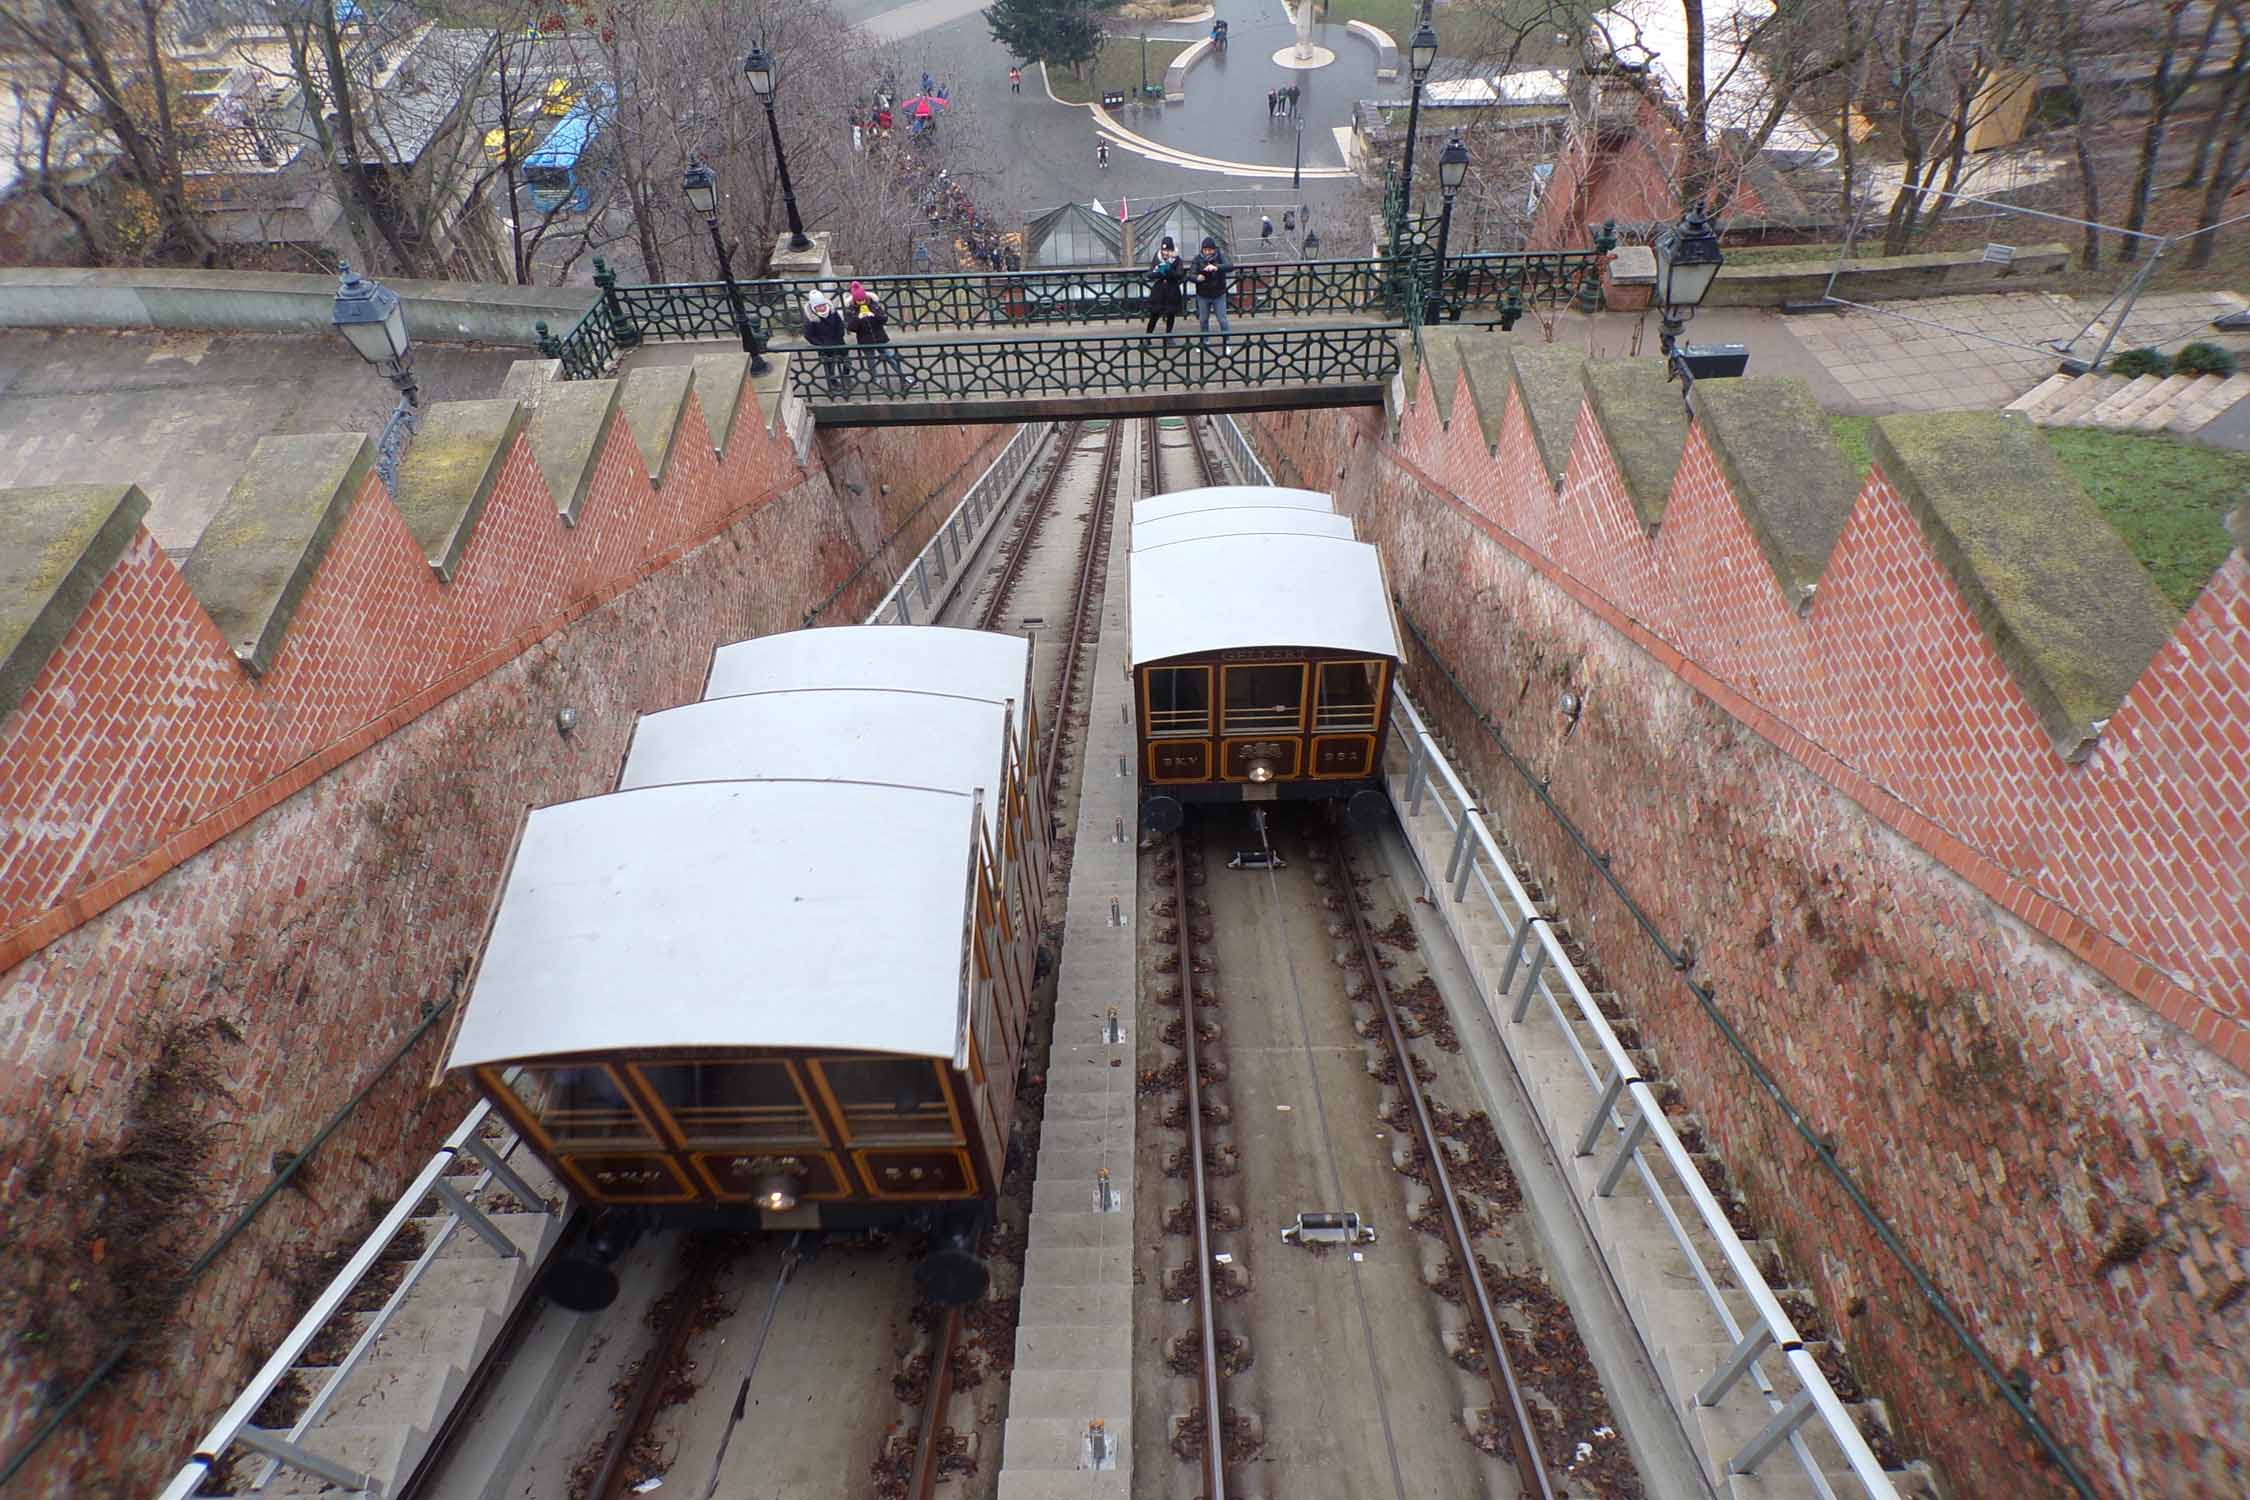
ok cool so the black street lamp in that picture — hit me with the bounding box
[1652,201,1725,355]
[1400,17,1439,216]
[1292,102,1304,190]
[683,162,770,375]
[1652,201,1737,400]
[743,45,812,252]
[1426,130,1470,323]
[1304,228,1321,259]
[331,262,419,488]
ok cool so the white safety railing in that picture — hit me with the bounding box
[871,421,1055,626]
[1386,689,1899,1499]
[1210,412,1273,486]
[155,1097,560,1500]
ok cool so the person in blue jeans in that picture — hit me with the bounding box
[1191,235,1231,351]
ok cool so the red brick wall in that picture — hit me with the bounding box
[1529,93,1765,250]
[0,389,1010,1497]
[1243,374,2248,1495]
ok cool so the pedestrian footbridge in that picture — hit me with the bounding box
[535,252,1605,425]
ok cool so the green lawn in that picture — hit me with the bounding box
[1830,414,2248,612]
[1046,36,1192,105]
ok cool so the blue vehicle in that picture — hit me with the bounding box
[523,91,613,214]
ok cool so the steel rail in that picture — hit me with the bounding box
[975,421,1086,633]
[1182,414,1220,490]
[589,1248,723,1500]
[905,1308,966,1500]
[1038,421,1121,817]
[1332,832,1557,1500]
[1169,829,1229,1500]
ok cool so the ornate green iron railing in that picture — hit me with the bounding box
[784,323,1403,406]
[539,244,1606,381]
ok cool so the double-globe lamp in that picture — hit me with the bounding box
[1400,19,1439,214]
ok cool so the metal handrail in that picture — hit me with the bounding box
[1386,689,1898,1498]
[868,421,1054,626]
[783,323,1403,406]
[154,1097,563,1500]
[539,250,1604,381]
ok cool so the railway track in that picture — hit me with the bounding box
[975,421,1085,634]
[1332,832,1556,1500]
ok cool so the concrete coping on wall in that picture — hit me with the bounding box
[392,400,529,581]
[1581,359,1686,530]
[179,434,375,675]
[1870,412,2181,760]
[0,265,592,345]
[502,360,619,525]
[1704,241,2074,309]
[1346,19,1400,79]
[0,484,148,724]
[618,365,695,481]
[1505,343,1591,487]
[1690,376,1857,610]
[691,353,752,454]
[1164,38,1211,101]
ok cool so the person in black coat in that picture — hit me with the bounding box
[802,292,852,396]
[1144,236,1185,339]
[1191,235,1231,347]
[845,280,911,394]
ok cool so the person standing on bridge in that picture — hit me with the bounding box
[1144,236,1186,342]
[803,291,853,397]
[1191,235,1231,353]
[846,281,911,395]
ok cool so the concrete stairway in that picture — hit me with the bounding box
[2007,370,2250,436]
[216,1137,569,1499]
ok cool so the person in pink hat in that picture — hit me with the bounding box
[845,279,912,394]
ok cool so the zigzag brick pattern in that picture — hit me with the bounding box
[1244,364,2248,1497]
[0,377,1009,1497]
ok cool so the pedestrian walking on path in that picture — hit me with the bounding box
[1192,236,1231,352]
[1266,87,1276,118]
[1144,237,1185,341]
[1010,65,1022,92]
[803,292,853,397]
[1097,139,1110,168]
[1260,214,1274,247]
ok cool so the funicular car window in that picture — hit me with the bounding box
[1315,660,1383,731]
[509,1064,654,1147]
[815,1057,957,1141]
[1146,666,1211,736]
[1223,663,1306,733]
[632,1059,824,1145]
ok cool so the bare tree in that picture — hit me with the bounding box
[2119,0,2227,258]
[0,0,221,262]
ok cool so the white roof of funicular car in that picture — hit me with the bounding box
[1133,506,1357,550]
[1132,486,1334,524]
[448,779,976,1070]
[706,624,1029,706]
[620,689,1013,836]
[1129,530,1402,667]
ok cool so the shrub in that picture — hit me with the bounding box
[2172,341,2238,377]
[2109,347,2171,377]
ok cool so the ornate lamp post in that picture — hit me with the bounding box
[1426,130,1470,323]
[1303,228,1321,259]
[682,162,770,375]
[1400,17,1439,215]
[1651,201,1735,398]
[743,45,812,252]
[331,263,419,488]
[1652,201,1725,355]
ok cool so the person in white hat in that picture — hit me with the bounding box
[802,290,852,396]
